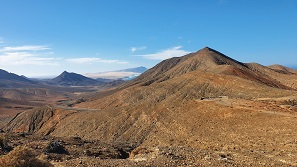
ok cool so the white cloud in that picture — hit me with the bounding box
[137,46,190,60]
[2,45,50,52]
[66,57,128,64]
[130,46,147,53]
[0,52,58,65]
[0,45,58,65]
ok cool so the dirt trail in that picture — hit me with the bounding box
[53,105,101,112]
[235,105,296,117]
[198,97,296,117]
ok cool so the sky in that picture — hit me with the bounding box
[0,0,296,77]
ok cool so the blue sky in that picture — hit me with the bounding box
[0,0,296,77]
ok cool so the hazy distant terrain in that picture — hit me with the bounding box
[85,66,147,80]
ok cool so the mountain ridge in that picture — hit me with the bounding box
[2,47,297,166]
[129,47,291,89]
[0,69,34,83]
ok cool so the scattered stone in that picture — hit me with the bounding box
[45,141,68,154]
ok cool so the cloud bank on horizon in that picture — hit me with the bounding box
[66,57,128,64]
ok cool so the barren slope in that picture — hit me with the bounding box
[129,47,290,89]
[2,47,297,166]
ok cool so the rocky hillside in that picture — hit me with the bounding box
[129,47,292,89]
[2,47,297,166]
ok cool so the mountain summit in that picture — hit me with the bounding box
[131,47,290,89]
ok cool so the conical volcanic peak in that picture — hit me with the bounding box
[129,47,291,89]
[50,71,103,86]
[199,46,215,52]
[132,47,247,85]
[192,47,246,68]
[61,71,69,75]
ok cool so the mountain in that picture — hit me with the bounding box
[129,47,292,89]
[268,64,297,74]
[0,69,32,83]
[6,47,297,134]
[0,69,36,88]
[49,71,103,86]
[85,66,148,81]
[3,47,297,166]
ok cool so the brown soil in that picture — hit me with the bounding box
[1,47,297,166]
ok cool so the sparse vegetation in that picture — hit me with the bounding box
[0,146,53,167]
[181,83,230,100]
[280,99,297,106]
[0,135,12,154]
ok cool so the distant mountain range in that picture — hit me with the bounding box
[0,66,148,87]
[84,66,148,81]
[0,69,33,83]
[0,69,36,88]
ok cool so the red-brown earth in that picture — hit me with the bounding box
[1,47,297,166]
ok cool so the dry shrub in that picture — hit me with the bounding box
[0,135,12,154]
[281,99,297,106]
[0,146,53,167]
[0,136,6,149]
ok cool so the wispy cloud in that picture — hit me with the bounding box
[137,46,190,60]
[66,57,128,64]
[0,52,58,65]
[130,46,147,53]
[0,45,58,65]
[2,45,50,52]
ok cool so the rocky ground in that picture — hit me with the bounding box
[1,131,297,167]
[1,96,297,166]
